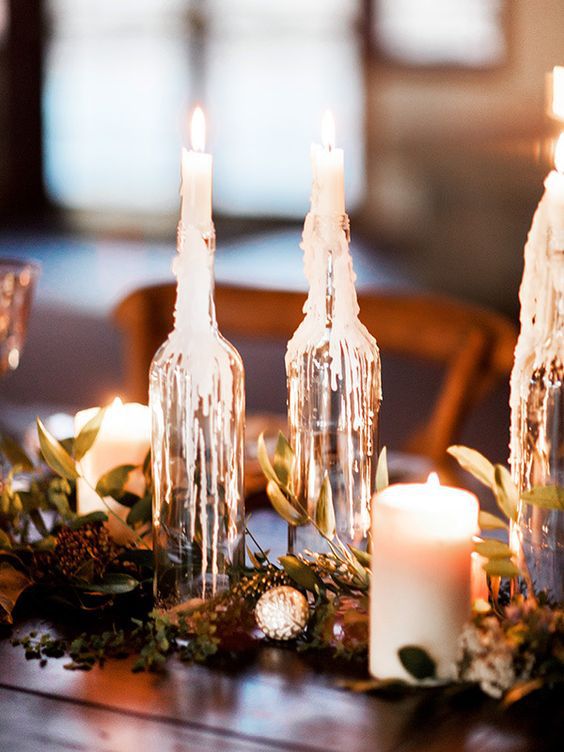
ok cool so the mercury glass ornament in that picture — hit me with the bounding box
[150,224,245,611]
[255,585,309,640]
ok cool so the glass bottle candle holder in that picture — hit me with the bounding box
[150,224,245,611]
[286,214,381,553]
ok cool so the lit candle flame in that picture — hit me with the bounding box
[321,109,336,151]
[111,396,123,409]
[426,472,440,488]
[191,106,206,153]
[555,132,564,174]
[552,66,564,121]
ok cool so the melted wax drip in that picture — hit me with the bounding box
[151,223,241,605]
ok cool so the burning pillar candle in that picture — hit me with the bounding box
[74,398,151,539]
[370,473,479,681]
[181,106,212,229]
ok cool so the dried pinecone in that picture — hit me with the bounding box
[231,565,293,605]
[55,522,116,580]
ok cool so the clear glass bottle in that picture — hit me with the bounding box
[150,224,245,611]
[286,214,381,552]
[514,247,564,604]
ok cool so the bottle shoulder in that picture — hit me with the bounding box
[150,329,244,374]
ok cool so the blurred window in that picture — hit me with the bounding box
[374,0,506,68]
[43,0,364,220]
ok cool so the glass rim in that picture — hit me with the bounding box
[0,257,41,276]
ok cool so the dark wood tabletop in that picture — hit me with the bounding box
[0,616,560,752]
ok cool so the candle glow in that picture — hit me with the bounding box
[552,66,564,121]
[191,106,206,153]
[554,132,564,173]
[321,110,336,151]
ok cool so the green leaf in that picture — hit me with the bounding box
[272,432,294,488]
[375,446,389,492]
[82,573,139,595]
[95,465,135,500]
[68,511,108,530]
[279,554,323,593]
[482,559,520,578]
[257,433,280,485]
[348,545,371,568]
[0,561,32,624]
[126,495,152,526]
[74,407,106,461]
[478,510,508,531]
[266,481,307,526]
[37,418,78,481]
[246,546,262,569]
[493,465,518,522]
[29,509,49,538]
[315,473,336,538]
[521,485,564,511]
[0,530,12,549]
[398,645,437,680]
[447,445,495,488]
[474,539,514,560]
[0,433,34,471]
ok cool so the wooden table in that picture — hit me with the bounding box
[0,619,560,752]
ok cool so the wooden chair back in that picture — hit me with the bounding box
[113,283,516,465]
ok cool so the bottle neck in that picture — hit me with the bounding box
[173,223,217,338]
[305,212,356,332]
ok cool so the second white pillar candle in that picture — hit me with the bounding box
[370,475,478,681]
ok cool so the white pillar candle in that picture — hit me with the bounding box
[370,473,479,681]
[181,106,212,229]
[310,110,345,216]
[74,398,151,541]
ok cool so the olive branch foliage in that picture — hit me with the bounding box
[0,414,562,705]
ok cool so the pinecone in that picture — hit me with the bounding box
[231,565,293,604]
[55,522,116,580]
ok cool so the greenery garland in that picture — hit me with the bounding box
[0,415,562,707]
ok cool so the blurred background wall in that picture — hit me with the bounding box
[0,0,563,462]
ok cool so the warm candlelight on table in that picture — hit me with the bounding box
[181,106,212,229]
[310,109,345,216]
[74,397,151,540]
[370,473,479,681]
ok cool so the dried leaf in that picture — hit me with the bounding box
[266,481,307,526]
[0,433,34,471]
[493,465,518,522]
[474,539,514,560]
[74,407,106,461]
[279,554,323,593]
[0,561,32,624]
[447,445,495,488]
[398,645,436,680]
[37,418,78,481]
[376,446,389,492]
[315,474,336,538]
[502,678,544,708]
[257,433,280,485]
[272,432,294,488]
[521,485,564,511]
[482,558,520,578]
[478,510,508,531]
